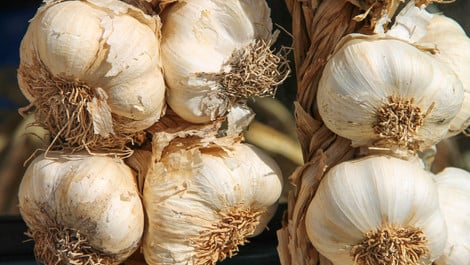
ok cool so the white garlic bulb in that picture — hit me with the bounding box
[142,142,283,265]
[160,0,288,123]
[433,167,470,265]
[317,34,464,154]
[305,155,447,265]
[18,0,165,150]
[18,152,144,265]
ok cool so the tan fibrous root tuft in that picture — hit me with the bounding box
[350,225,429,265]
[18,61,146,156]
[26,225,118,265]
[191,206,265,265]
[214,39,291,105]
[373,96,434,152]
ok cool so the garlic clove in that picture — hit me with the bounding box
[317,34,464,154]
[433,167,470,265]
[31,1,105,79]
[18,152,144,265]
[305,155,447,265]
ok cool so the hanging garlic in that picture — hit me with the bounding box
[433,167,470,265]
[305,155,447,265]
[18,0,165,152]
[141,140,283,265]
[317,33,463,155]
[386,1,470,137]
[160,0,289,123]
[18,152,144,265]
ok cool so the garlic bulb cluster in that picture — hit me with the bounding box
[160,0,288,123]
[305,155,446,265]
[317,33,463,154]
[18,152,144,265]
[433,167,470,265]
[142,141,283,265]
[386,2,470,137]
[18,0,165,151]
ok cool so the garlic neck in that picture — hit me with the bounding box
[350,225,429,265]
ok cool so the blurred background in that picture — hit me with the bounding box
[0,0,468,264]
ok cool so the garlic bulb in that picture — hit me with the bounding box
[305,155,447,265]
[317,33,464,154]
[18,152,144,265]
[18,0,165,151]
[433,167,470,265]
[160,0,288,123]
[142,142,283,264]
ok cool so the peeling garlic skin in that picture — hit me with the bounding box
[19,0,166,130]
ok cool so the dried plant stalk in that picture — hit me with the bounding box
[276,0,403,264]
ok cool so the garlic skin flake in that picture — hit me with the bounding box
[18,152,144,265]
[18,0,165,150]
[305,156,447,265]
[161,0,287,123]
[317,34,463,153]
[434,167,470,265]
[142,142,283,265]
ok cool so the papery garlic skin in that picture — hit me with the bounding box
[18,0,165,145]
[142,143,283,265]
[305,156,447,265]
[434,167,470,265]
[317,34,463,153]
[161,0,279,123]
[18,152,144,265]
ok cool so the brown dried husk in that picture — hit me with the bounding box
[127,107,242,193]
[276,1,407,265]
